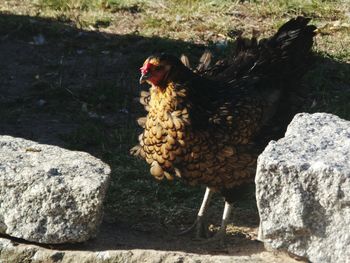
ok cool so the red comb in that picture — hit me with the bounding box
[140,62,152,75]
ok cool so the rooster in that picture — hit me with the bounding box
[131,17,316,240]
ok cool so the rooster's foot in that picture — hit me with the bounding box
[177,215,210,239]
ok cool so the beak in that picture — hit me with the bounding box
[139,72,150,84]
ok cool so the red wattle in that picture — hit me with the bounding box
[140,63,152,75]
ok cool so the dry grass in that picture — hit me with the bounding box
[2,1,349,55]
[2,1,350,64]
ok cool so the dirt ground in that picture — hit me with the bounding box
[0,13,306,261]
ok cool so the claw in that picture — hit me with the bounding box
[177,188,233,245]
[177,187,213,239]
[177,215,209,239]
[200,201,232,246]
[199,226,227,246]
[177,219,197,236]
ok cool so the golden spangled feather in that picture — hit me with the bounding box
[139,90,150,107]
[222,146,235,157]
[164,171,174,180]
[173,117,182,130]
[137,117,146,128]
[140,90,150,98]
[165,118,174,129]
[168,129,177,139]
[164,160,172,169]
[150,161,164,179]
[154,125,162,139]
[196,50,212,72]
[167,135,176,145]
[130,145,141,156]
[180,54,191,68]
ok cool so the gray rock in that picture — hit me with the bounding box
[0,237,300,263]
[256,113,350,263]
[0,135,110,244]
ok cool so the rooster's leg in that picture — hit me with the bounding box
[213,201,232,242]
[200,200,232,245]
[178,187,213,238]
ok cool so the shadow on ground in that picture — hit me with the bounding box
[0,12,205,147]
[1,222,264,255]
[1,12,349,256]
[0,12,262,256]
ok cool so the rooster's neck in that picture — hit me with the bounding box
[149,83,185,113]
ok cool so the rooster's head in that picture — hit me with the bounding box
[139,53,185,87]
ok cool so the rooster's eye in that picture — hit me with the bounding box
[154,65,162,71]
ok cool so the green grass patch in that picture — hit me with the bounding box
[251,0,345,19]
[36,0,101,11]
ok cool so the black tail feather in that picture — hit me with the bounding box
[247,16,316,81]
[205,16,316,87]
[263,16,316,67]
